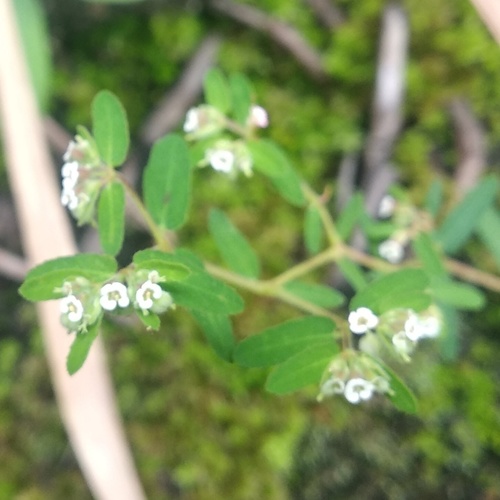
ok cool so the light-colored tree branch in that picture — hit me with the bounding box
[0,1,145,498]
[469,0,500,45]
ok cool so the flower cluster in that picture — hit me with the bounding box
[353,306,442,362]
[319,350,392,404]
[60,135,108,224]
[58,270,174,333]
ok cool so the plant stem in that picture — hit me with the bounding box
[118,174,171,251]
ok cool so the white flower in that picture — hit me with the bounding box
[135,280,163,310]
[378,195,396,218]
[417,315,441,338]
[348,307,379,334]
[60,294,84,323]
[63,141,77,162]
[344,377,374,404]
[100,282,130,311]
[249,105,269,128]
[62,161,79,182]
[379,239,404,264]
[392,331,415,360]
[183,108,199,133]
[61,187,79,210]
[207,149,235,173]
[404,313,423,342]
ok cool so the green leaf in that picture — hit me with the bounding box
[350,269,430,314]
[97,181,125,256]
[133,250,191,281]
[476,208,500,271]
[430,280,485,310]
[435,175,499,254]
[234,316,336,368]
[247,139,305,206]
[229,73,253,124]
[425,179,444,218]
[437,304,460,361]
[167,272,244,315]
[265,340,338,394]
[66,322,100,375]
[372,358,418,413]
[203,68,231,114]
[304,205,324,254]
[284,281,345,309]
[412,232,447,278]
[337,192,364,239]
[143,134,192,230]
[136,310,161,331]
[19,254,117,301]
[208,209,260,278]
[337,258,368,291]
[192,311,235,362]
[91,90,130,167]
[14,0,52,111]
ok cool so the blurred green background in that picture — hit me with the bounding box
[1,0,500,498]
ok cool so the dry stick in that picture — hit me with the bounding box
[209,0,327,82]
[469,0,500,45]
[140,34,222,145]
[305,0,345,30]
[450,99,486,199]
[0,2,146,500]
[362,3,408,213]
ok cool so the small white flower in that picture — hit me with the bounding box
[404,313,423,342]
[207,149,235,173]
[344,377,374,404]
[249,105,269,128]
[418,315,441,338]
[392,331,414,360]
[60,294,84,323]
[348,307,379,334]
[100,282,130,311]
[379,239,404,264]
[183,108,199,133]
[63,141,77,162]
[378,195,396,218]
[61,187,79,210]
[135,280,163,310]
[61,161,79,181]
[320,377,345,396]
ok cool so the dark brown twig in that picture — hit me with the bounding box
[305,0,345,30]
[450,98,486,199]
[209,0,328,82]
[140,34,222,145]
[362,3,408,212]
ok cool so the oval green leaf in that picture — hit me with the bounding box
[304,205,324,255]
[229,73,253,124]
[430,280,485,310]
[166,272,244,315]
[234,316,336,368]
[67,322,100,375]
[19,254,118,301]
[143,134,192,230]
[265,340,338,395]
[436,175,499,254]
[208,209,260,278]
[412,232,447,278]
[284,281,345,309]
[98,181,125,256]
[133,249,191,281]
[191,311,235,362]
[91,90,129,167]
[350,269,430,314]
[476,208,500,271]
[203,68,231,114]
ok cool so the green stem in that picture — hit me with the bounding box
[118,174,171,252]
